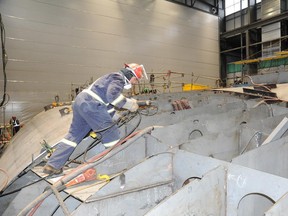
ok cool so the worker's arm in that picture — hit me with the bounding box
[122,98,138,112]
[106,73,138,112]
[106,73,127,108]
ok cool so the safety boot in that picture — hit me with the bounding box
[43,164,63,175]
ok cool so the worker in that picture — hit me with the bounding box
[10,116,20,136]
[43,63,148,175]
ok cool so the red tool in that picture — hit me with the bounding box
[66,168,97,187]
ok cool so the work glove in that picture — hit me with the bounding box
[122,98,139,112]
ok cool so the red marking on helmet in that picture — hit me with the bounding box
[134,66,143,79]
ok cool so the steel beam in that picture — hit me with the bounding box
[221,11,288,38]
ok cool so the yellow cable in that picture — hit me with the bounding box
[97,174,110,182]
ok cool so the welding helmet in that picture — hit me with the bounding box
[121,63,147,89]
[124,63,148,80]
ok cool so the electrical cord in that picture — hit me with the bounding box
[82,111,141,163]
[0,93,9,108]
[0,174,51,198]
[0,13,8,108]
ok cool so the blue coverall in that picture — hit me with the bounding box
[46,71,130,170]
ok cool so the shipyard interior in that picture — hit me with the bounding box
[1,0,288,215]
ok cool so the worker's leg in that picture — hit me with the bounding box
[45,99,91,171]
[77,96,121,148]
